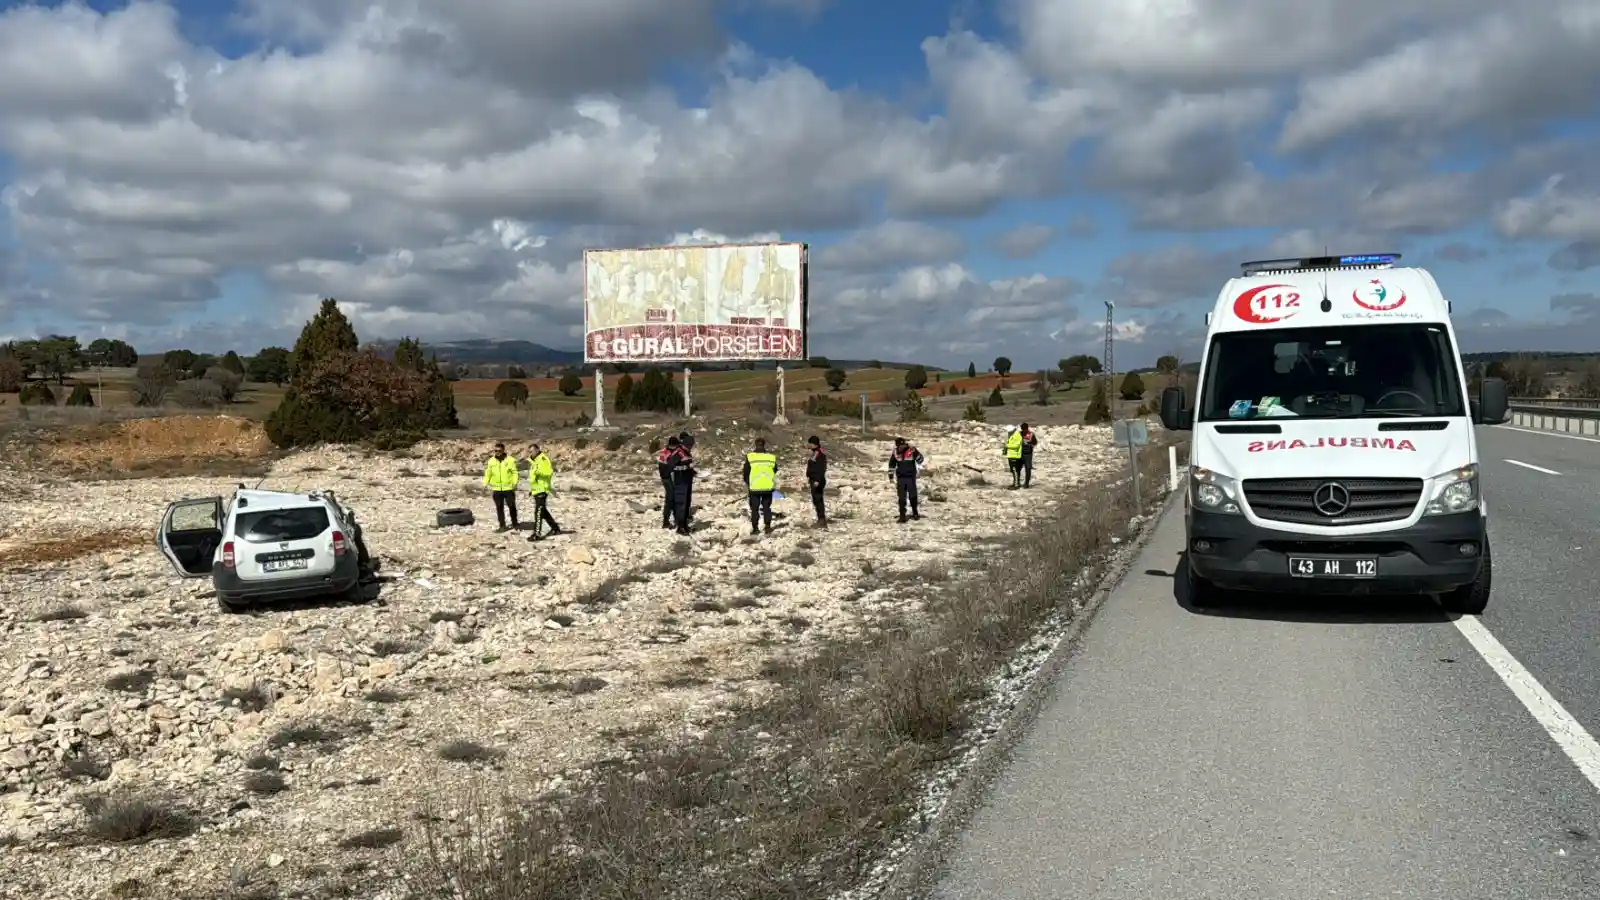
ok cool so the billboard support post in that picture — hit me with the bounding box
[773,366,789,425]
[683,367,692,418]
[592,368,607,428]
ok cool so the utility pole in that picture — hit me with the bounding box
[1104,300,1116,419]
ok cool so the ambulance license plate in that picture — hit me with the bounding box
[1289,557,1376,578]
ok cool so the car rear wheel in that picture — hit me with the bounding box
[216,594,247,614]
[1439,544,1491,616]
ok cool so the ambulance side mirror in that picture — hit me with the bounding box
[1159,386,1192,431]
[1475,377,1509,424]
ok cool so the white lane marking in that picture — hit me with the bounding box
[1502,458,1561,475]
[1453,616,1600,793]
[1492,425,1600,444]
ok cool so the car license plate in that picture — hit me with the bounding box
[262,558,308,572]
[1289,557,1376,578]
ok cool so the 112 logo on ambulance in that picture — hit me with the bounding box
[1233,284,1301,324]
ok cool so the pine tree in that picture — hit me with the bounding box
[289,298,358,382]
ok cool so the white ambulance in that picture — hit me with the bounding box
[1158,253,1509,614]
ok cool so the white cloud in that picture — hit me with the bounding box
[0,0,1593,364]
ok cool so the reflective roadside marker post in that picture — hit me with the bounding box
[1112,419,1148,508]
[1169,444,1179,490]
[592,368,607,428]
[860,393,869,433]
[683,366,692,418]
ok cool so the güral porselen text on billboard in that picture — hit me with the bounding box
[583,241,808,363]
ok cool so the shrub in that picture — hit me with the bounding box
[130,364,176,407]
[493,380,529,407]
[1084,376,1112,424]
[65,382,95,407]
[897,392,928,422]
[825,368,847,391]
[904,365,928,390]
[993,356,1012,376]
[0,354,21,393]
[558,372,582,396]
[868,359,883,368]
[985,386,1004,407]
[173,378,225,409]
[803,393,860,418]
[81,792,194,843]
[18,381,55,405]
[203,366,242,403]
[1119,371,1146,401]
[963,399,986,421]
[614,373,635,412]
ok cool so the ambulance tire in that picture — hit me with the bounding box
[1184,562,1224,610]
[436,508,475,528]
[1439,543,1491,616]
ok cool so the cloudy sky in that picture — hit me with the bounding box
[1,0,1597,370]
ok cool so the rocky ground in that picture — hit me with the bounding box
[0,415,1121,899]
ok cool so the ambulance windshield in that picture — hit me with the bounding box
[1199,324,1466,421]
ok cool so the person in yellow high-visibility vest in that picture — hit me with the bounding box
[482,442,521,531]
[742,437,778,536]
[1004,425,1025,489]
[526,442,562,540]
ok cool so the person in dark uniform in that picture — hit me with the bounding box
[742,437,777,536]
[669,438,697,536]
[657,436,680,529]
[887,436,924,523]
[805,435,827,528]
[1020,423,1038,488]
[677,430,697,527]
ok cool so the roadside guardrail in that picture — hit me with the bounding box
[1507,398,1600,435]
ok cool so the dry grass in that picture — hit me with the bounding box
[81,791,196,844]
[0,528,148,571]
[416,439,1186,900]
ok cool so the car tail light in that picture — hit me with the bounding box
[221,542,236,568]
[332,531,348,556]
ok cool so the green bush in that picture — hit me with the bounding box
[963,400,985,421]
[494,380,530,407]
[904,365,928,390]
[18,382,55,405]
[1119,371,1145,401]
[1084,377,1112,424]
[558,372,583,396]
[985,386,1004,407]
[803,393,860,418]
[897,392,928,422]
[65,383,95,407]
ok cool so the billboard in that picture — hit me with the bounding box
[583,241,807,363]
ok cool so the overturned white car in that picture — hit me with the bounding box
[157,487,375,613]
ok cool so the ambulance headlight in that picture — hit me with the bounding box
[1424,463,1478,515]
[1190,467,1241,514]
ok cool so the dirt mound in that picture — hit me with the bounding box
[29,415,276,477]
[0,528,148,571]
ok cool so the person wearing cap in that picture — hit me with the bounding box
[742,437,778,536]
[656,436,680,529]
[1005,425,1025,489]
[526,442,562,540]
[886,437,925,523]
[1019,423,1039,488]
[482,442,521,532]
[805,435,828,528]
[677,430,697,527]
[668,437,697,536]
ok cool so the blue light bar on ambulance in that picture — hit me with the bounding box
[1240,253,1401,276]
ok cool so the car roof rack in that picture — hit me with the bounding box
[1240,253,1400,276]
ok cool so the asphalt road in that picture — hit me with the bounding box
[929,425,1600,900]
